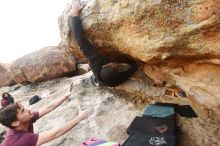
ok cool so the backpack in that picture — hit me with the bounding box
[7,96,14,103]
[29,95,41,105]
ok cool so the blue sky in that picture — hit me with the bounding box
[0,0,71,63]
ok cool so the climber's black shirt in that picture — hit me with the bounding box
[71,16,137,87]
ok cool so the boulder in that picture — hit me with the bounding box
[58,0,220,115]
[75,63,90,75]
[0,64,15,87]
[59,0,220,60]
[10,46,76,84]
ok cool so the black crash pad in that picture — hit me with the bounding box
[126,117,176,135]
[122,133,176,146]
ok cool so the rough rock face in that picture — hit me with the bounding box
[143,59,220,117]
[59,0,220,60]
[75,63,90,75]
[59,0,220,115]
[10,46,76,84]
[0,64,15,87]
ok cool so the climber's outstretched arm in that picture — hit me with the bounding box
[71,1,109,75]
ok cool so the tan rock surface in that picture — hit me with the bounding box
[10,46,76,84]
[59,0,220,61]
[0,63,15,87]
[143,60,220,116]
[58,0,220,118]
